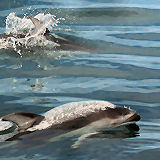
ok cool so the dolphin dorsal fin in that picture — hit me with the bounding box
[29,17,47,36]
[30,17,43,30]
[2,112,44,131]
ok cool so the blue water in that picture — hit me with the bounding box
[0,0,160,160]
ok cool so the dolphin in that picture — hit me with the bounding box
[0,17,93,53]
[0,101,140,147]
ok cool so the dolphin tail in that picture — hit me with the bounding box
[2,112,44,131]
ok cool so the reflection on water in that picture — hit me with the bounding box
[89,124,140,139]
[0,123,140,160]
[0,0,160,160]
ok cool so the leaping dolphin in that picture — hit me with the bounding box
[0,17,93,53]
[0,100,140,147]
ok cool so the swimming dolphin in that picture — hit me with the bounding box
[0,17,93,53]
[0,101,140,146]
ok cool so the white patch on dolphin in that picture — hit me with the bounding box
[28,100,116,131]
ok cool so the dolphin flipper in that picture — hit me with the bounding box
[71,132,99,148]
[2,112,44,131]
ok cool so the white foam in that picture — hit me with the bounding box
[2,12,64,55]
[28,100,116,131]
[5,13,62,35]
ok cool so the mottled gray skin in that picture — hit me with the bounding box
[46,107,140,131]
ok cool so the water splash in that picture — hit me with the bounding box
[6,12,64,35]
[6,12,34,34]
[1,12,65,56]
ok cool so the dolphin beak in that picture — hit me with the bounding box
[126,113,141,123]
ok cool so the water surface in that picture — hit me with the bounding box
[0,0,160,160]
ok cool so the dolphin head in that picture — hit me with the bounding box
[88,107,141,132]
[108,107,140,124]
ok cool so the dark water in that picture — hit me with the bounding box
[0,0,160,160]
